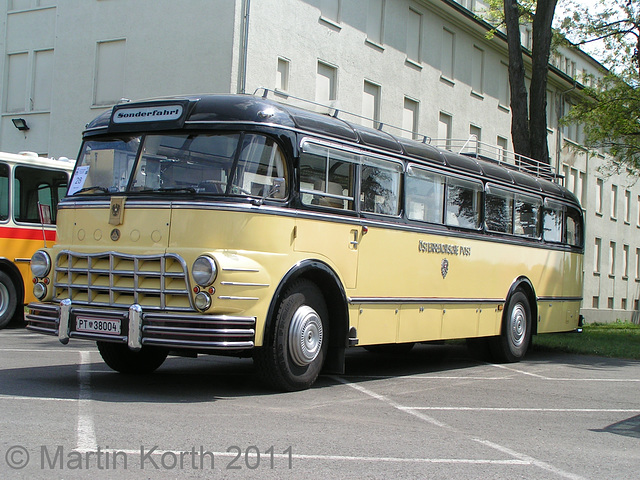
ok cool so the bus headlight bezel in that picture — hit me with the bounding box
[31,250,51,278]
[192,255,218,286]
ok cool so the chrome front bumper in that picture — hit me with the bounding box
[26,301,256,351]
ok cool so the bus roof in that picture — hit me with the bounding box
[0,151,75,171]
[84,94,581,208]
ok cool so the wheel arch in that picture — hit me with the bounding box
[0,258,25,306]
[506,276,538,336]
[265,259,349,374]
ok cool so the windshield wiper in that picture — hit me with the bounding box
[72,186,110,195]
[136,187,197,194]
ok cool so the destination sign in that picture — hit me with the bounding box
[112,105,183,124]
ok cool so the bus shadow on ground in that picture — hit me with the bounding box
[2,341,637,402]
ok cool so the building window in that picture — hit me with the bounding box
[441,28,455,81]
[316,61,337,104]
[608,297,614,309]
[471,45,484,96]
[592,296,599,309]
[94,39,126,106]
[609,241,616,276]
[611,185,618,219]
[276,58,290,93]
[624,190,631,223]
[497,136,508,162]
[438,112,452,150]
[407,8,422,63]
[594,237,601,274]
[320,0,340,24]
[4,49,54,114]
[366,0,385,46]
[579,171,586,205]
[402,97,419,140]
[595,178,603,215]
[624,244,630,279]
[498,63,510,109]
[637,195,640,226]
[362,80,381,129]
[621,298,628,310]
[470,124,481,143]
[636,248,640,280]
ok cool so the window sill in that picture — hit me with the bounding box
[470,90,484,100]
[365,38,385,52]
[319,16,341,30]
[405,58,422,70]
[439,75,455,87]
[498,104,510,113]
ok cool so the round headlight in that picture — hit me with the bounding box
[194,291,212,311]
[31,250,51,278]
[192,256,217,286]
[33,282,47,300]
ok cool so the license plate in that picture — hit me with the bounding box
[76,316,121,335]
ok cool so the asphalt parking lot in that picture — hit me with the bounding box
[1,326,639,479]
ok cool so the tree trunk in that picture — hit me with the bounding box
[504,0,531,159]
[529,0,557,164]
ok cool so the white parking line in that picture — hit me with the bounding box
[404,406,640,413]
[76,351,97,452]
[331,376,588,480]
[489,363,640,381]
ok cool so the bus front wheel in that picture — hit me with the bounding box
[0,271,18,329]
[255,279,328,391]
[97,342,168,374]
[490,291,531,363]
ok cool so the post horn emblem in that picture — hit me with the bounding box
[441,258,449,279]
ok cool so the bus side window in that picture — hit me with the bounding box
[0,163,8,221]
[360,158,402,216]
[514,194,542,238]
[485,186,514,234]
[299,143,356,210]
[445,177,482,229]
[543,201,564,243]
[566,206,584,247]
[405,165,444,224]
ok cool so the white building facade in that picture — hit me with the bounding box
[1,0,638,323]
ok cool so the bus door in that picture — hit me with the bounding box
[295,142,360,289]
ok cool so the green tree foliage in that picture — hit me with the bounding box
[559,0,640,175]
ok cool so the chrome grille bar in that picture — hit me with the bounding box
[53,250,193,310]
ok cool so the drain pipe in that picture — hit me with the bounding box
[238,0,251,94]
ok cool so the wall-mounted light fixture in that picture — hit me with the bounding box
[12,118,29,131]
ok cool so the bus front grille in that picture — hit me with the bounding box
[53,251,193,310]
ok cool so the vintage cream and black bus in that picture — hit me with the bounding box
[26,93,584,390]
[0,151,73,328]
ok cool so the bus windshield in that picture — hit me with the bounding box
[70,132,287,199]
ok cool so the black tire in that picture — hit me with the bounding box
[255,279,328,391]
[364,343,415,355]
[0,271,18,329]
[97,342,169,374]
[489,291,532,363]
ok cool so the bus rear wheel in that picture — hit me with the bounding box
[255,279,328,391]
[97,342,169,374]
[490,291,531,363]
[0,271,18,329]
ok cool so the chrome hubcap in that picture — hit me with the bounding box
[0,283,9,317]
[510,303,527,348]
[288,305,323,366]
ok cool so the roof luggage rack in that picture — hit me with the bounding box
[255,88,558,182]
